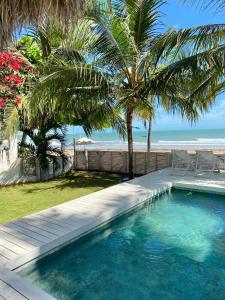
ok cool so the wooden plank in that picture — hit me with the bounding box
[36,213,76,230]
[0,231,36,251]
[3,223,51,244]
[11,220,57,240]
[0,226,41,249]
[0,256,9,265]
[16,218,61,236]
[0,280,27,300]
[0,226,43,247]
[0,246,18,260]
[37,209,84,227]
[0,268,55,300]
[0,239,28,256]
[21,216,68,236]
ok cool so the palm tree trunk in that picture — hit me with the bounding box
[126,105,134,179]
[147,116,152,152]
[21,132,27,145]
[107,0,112,12]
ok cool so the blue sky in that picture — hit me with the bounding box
[141,0,225,131]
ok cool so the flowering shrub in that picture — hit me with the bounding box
[0,50,35,109]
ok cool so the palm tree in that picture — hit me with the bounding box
[12,19,126,138]
[19,120,67,181]
[86,0,217,178]
[25,18,126,135]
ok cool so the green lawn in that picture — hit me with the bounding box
[0,171,121,224]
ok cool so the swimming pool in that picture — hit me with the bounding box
[20,189,225,300]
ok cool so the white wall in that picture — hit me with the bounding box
[0,137,18,172]
[0,138,23,185]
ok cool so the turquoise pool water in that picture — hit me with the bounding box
[20,189,225,300]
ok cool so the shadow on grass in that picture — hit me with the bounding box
[21,171,121,194]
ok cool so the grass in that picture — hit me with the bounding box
[0,171,121,224]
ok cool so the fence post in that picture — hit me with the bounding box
[20,158,23,176]
[144,152,147,174]
[73,138,76,170]
[85,149,89,170]
[124,152,127,174]
[98,152,101,170]
[36,159,41,181]
[111,151,113,172]
[134,152,136,175]
[53,160,55,178]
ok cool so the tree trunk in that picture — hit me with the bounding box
[126,105,134,179]
[21,132,27,145]
[147,116,152,152]
[107,0,112,12]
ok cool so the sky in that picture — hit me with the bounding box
[138,0,225,131]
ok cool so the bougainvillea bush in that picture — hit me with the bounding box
[0,50,35,110]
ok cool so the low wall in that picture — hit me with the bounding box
[0,156,74,186]
[0,150,170,185]
[1,149,224,186]
[74,150,171,175]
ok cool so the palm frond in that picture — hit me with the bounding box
[185,0,225,11]
[0,0,85,47]
[30,58,110,115]
[126,0,164,50]
[91,12,137,72]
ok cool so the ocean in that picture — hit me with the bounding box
[65,128,225,150]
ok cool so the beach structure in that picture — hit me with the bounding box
[0,0,85,47]
[76,137,96,146]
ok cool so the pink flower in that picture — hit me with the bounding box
[15,97,21,105]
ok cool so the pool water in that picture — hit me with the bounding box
[20,189,225,300]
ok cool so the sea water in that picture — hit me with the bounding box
[66,128,225,149]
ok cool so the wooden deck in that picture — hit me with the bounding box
[1,169,225,299]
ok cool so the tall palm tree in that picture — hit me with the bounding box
[87,0,217,178]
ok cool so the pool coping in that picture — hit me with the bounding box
[1,168,225,299]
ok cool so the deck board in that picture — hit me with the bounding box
[0,246,19,260]
[0,280,27,300]
[23,214,71,233]
[3,224,51,243]
[0,226,44,247]
[0,239,29,255]
[11,220,58,240]
[0,233,36,251]
[17,218,65,236]
[0,256,9,265]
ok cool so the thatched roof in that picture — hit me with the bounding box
[0,0,85,47]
